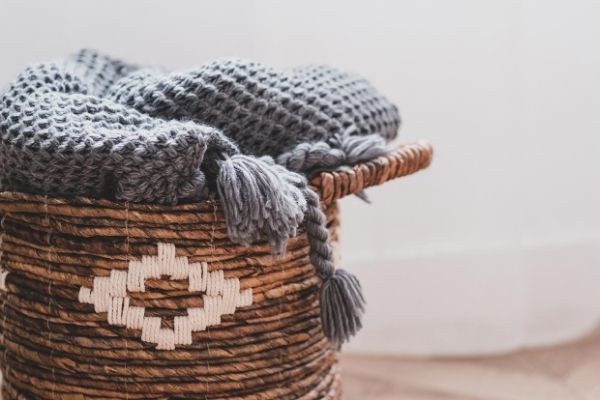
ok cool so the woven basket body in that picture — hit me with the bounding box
[0,143,432,399]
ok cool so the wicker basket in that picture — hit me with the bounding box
[0,142,432,400]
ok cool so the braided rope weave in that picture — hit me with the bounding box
[0,143,432,399]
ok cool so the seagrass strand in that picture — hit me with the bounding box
[0,144,432,399]
[0,195,341,399]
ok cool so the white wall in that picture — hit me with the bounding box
[1,0,599,355]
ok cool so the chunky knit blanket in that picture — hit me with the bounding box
[0,50,400,345]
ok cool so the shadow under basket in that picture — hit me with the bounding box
[0,142,432,400]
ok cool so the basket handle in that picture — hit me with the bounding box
[310,141,433,205]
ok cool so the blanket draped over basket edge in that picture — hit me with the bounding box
[0,50,401,346]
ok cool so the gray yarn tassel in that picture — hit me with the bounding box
[216,154,307,255]
[216,151,366,346]
[302,187,366,346]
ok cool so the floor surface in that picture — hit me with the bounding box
[341,328,600,400]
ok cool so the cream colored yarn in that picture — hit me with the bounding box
[78,242,253,350]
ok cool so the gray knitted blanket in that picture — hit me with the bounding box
[0,50,400,345]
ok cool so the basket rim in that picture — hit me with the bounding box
[0,141,433,212]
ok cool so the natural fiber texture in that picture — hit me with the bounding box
[0,200,342,399]
[0,143,432,399]
[0,50,404,346]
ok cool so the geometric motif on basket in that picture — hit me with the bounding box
[78,242,253,350]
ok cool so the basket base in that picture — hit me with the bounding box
[0,194,344,399]
[0,367,341,399]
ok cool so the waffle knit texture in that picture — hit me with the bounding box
[0,50,401,345]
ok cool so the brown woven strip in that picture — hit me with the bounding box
[312,141,433,205]
[0,202,341,399]
[0,143,431,399]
